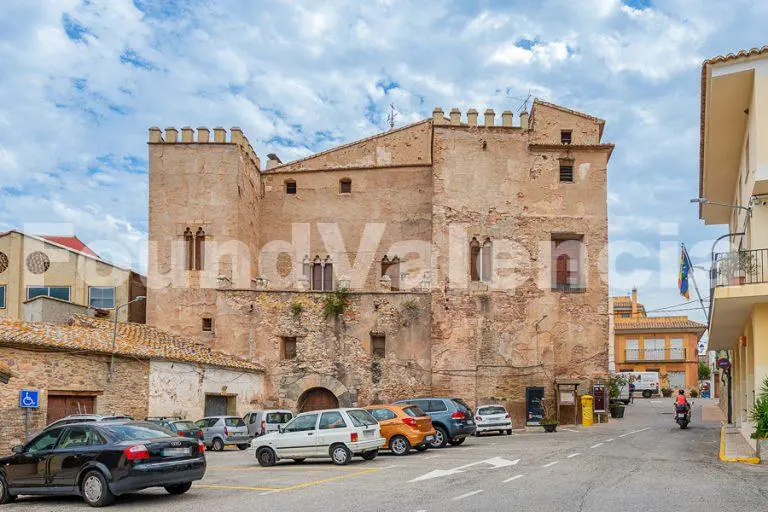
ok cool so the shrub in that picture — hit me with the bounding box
[750,377,768,439]
[698,362,711,381]
[608,374,628,399]
[690,388,699,398]
[290,302,303,316]
[323,288,349,317]
[661,388,673,398]
[403,299,419,313]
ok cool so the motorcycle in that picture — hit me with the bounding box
[675,401,693,429]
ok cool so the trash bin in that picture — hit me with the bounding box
[581,394,594,427]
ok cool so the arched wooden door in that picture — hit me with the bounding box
[297,387,339,412]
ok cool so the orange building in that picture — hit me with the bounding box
[612,289,706,391]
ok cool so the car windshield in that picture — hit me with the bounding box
[403,406,427,417]
[347,409,377,427]
[104,423,174,441]
[225,418,246,427]
[479,406,506,415]
[266,412,292,423]
[174,421,197,430]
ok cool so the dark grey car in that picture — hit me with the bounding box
[395,397,475,448]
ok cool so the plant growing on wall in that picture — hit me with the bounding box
[750,377,768,439]
[403,299,419,314]
[290,302,303,317]
[323,287,350,318]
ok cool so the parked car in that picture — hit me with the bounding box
[364,404,436,455]
[474,404,513,436]
[44,414,134,431]
[395,397,475,448]
[146,418,204,440]
[0,421,205,507]
[250,408,384,466]
[243,409,293,437]
[195,416,250,451]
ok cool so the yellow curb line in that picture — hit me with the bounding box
[196,467,382,494]
[719,425,760,464]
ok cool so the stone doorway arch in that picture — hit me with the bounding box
[297,387,339,412]
[282,374,352,411]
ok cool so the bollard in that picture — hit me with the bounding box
[581,394,594,427]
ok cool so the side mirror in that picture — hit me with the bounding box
[278,426,285,434]
[11,445,23,454]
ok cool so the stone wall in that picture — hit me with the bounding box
[148,361,265,420]
[0,347,149,454]
[213,290,432,408]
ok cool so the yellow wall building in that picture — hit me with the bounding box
[612,290,706,391]
[0,230,146,323]
[698,46,768,448]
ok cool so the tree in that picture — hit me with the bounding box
[698,361,711,381]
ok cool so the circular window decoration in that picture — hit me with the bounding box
[0,251,7,273]
[26,251,50,274]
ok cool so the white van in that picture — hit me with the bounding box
[618,371,660,399]
[243,409,294,437]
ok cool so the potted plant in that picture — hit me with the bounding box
[750,377,768,462]
[607,374,627,418]
[540,416,559,433]
[690,388,699,398]
[661,387,673,398]
[721,251,757,286]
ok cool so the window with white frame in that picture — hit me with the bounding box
[88,287,115,309]
[625,339,639,361]
[27,286,70,302]
[669,338,685,360]
[643,338,665,360]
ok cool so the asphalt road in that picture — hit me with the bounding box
[7,398,768,511]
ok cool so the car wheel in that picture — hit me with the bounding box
[361,450,378,460]
[330,444,352,465]
[642,390,652,399]
[448,437,466,446]
[237,444,249,450]
[506,429,513,435]
[0,474,16,505]
[415,443,429,452]
[256,447,277,467]
[165,482,193,495]
[430,426,448,448]
[389,435,410,456]
[81,470,115,508]
[212,438,225,452]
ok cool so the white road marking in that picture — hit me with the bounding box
[542,461,559,468]
[424,455,440,460]
[618,427,650,438]
[452,490,484,501]
[606,438,615,442]
[567,453,581,458]
[460,447,472,451]
[259,490,279,496]
[503,474,524,483]
[560,428,580,433]
[590,443,604,449]
[409,457,519,482]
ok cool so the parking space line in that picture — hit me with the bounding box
[196,484,281,492]
[452,490,484,501]
[606,438,615,442]
[276,467,382,492]
[590,443,604,449]
[541,461,559,468]
[206,466,362,472]
[503,474,524,483]
[424,455,440,460]
[567,453,581,458]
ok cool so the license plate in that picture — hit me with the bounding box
[467,420,474,425]
[363,430,374,438]
[163,447,189,457]
[425,435,434,442]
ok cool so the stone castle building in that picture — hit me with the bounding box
[147,100,613,425]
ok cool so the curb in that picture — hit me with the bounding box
[719,425,760,464]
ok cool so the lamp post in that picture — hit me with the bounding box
[690,197,752,217]
[108,296,145,382]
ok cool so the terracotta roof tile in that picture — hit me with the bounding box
[0,360,13,378]
[40,235,99,258]
[614,315,707,333]
[0,316,263,372]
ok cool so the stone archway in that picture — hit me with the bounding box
[297,387,339,412]
[282,374,352,411]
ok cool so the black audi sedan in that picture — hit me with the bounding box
[0,421,206,507]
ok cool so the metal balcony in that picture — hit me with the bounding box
[711,249,768,288]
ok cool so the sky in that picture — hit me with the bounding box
[1,0,766,326]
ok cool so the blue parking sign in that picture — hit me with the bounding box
[19,390,40,409]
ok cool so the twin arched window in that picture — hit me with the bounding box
[184,227,206,271]
[470,238,492,282]
[303,256,334,291]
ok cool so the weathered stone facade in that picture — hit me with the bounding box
[0,347,148,454]
[147,100,613,424]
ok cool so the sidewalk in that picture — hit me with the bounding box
[702,401,760,464]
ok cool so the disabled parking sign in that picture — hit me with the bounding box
[19,390,39,409]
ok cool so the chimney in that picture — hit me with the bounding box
[449,108,461,125]
[432,107,447,125]
[484,109,495,127]
[520,111,529,130]
[266,153,282,170]
[466,108,478,127]
[631,287,638,318]
[501,111,513,127]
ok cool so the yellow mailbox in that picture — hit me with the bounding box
[581,394,594,427]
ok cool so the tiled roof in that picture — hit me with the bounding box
[612,296,632,307]
[699,46,768,206]
[0,360,13,379]
[40,235,99,258]
[0,316,263,372]
[614,316,707,333]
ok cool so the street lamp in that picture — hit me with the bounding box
[690,197,752,216]
[107,295,146,382]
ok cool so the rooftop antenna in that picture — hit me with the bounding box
[387,103,398,130]
[516,90,533,113]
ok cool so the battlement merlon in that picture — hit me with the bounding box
[148,126,261,171]
[431,107,529,129]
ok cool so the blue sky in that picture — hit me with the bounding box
[1,0,766,325]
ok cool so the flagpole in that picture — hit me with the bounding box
[682,243,709,321]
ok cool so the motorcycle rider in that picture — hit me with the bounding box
[675,389,690,414]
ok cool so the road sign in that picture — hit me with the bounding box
[19,390,40,409]
[717,358,731,371]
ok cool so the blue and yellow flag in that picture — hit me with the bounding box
[678,245,690,299]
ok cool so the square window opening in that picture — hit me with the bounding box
[559,163,574,182]
[561,130,572,145]
[282,336,297,360]
[202,317,213,332]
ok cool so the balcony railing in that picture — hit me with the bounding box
[624,348,686,362]
[712,249,768,288]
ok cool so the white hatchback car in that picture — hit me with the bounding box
[250,408,385,466]
[474,404,513,436]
